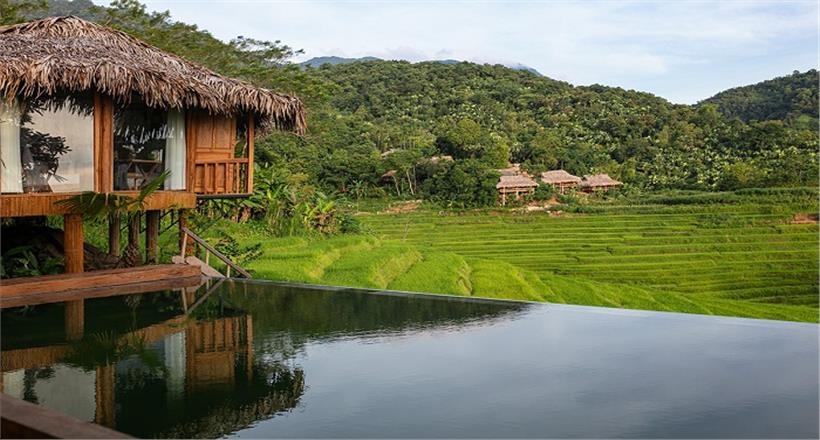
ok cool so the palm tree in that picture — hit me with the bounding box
[56,171,170,267]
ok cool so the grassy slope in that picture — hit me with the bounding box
[202,190,818,322]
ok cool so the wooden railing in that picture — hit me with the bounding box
[192,158,250,197]
[180,226,252,278]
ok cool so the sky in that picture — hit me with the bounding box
[102,0,818,104]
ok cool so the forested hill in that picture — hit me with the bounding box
[8,0,819,204]
[297,59,816,195]
[700,70,819,129]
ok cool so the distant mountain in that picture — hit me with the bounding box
[505,62,542,76]
[699,69,818,129]
[301,55,542,76]
[300,56,382,68]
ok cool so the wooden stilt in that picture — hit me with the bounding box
[145,210,160,264]
[64,214,84,273]
[128,212,140,247]
[63,214,84,341]
[108,213,120,257]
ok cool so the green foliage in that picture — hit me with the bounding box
[700,69,819,129]
[0,245,63,278]
[1,0,46,24]
[530,183,554,201]
[423,159,500,207]
[717,160,766,190]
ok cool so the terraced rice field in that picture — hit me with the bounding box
[221,189,819,322]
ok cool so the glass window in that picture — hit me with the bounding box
[1,92,95,193]
[114,97,186,191]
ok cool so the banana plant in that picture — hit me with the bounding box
[56,171,170,266]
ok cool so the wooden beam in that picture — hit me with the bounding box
[0,191,196,218]
[0,394,131,439]
[0,265,201,309]
[145,210,160,264]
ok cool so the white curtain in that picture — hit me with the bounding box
[165,110,186,190]
[0,99,23,193]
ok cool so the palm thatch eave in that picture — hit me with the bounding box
[0,16,306,135]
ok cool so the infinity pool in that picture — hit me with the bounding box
[2,280,817,438]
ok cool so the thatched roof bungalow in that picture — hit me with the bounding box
[0,16,305,134]
[0,16,305,278]
[580,174,623,192]
[540,169,581,194]
[496,174,538,205]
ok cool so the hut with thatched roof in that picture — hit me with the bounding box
[580,174,623,192]
[496,174,538,205]
[0,17,305,279]
[540,169,581,194]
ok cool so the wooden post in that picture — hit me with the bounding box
[145,210,160,264]
[63,214,85,341]
[246,114,254,194]
[179,209,194,256]
[108,213,120,257]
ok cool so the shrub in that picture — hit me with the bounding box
[339,213,363,234]
[530,183,554,201]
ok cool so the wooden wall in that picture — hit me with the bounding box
[187,111,253,196]
[0,94,248,218]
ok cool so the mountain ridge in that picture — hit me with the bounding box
[300,55,542,76]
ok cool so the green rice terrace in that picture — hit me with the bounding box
[204,188,818,322]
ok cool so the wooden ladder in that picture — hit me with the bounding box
[174,226,252,278]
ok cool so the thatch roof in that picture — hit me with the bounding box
[496,174,538,189]
[0,16,305,134]
[580,174,622,188]
[541,169,581,184]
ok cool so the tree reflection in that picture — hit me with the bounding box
[18,92,93,193]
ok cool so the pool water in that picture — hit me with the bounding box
[2,280,818,438]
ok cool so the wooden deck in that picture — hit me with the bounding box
[0,265,201,309]
[0,394,131,439]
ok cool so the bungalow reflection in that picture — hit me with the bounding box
[1,281,527,438]
[0,286,305,439]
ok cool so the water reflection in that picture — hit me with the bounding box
[0,281,524,438]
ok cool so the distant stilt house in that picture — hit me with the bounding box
[0,17,305,280]
[498,163,527,177]
[580,174,623,192]
[496,174,538,205]
[427,155,454,164]
[540,169,581,194]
